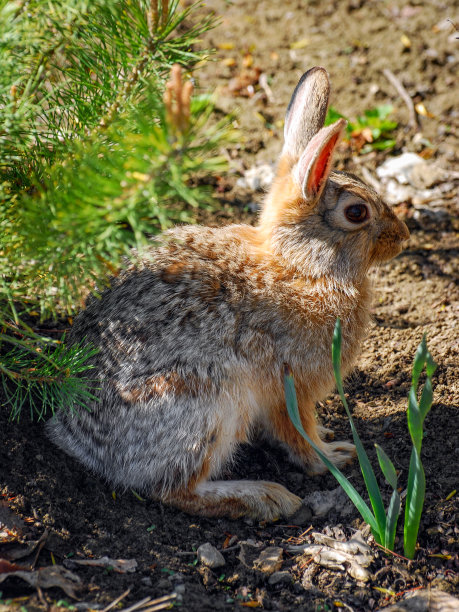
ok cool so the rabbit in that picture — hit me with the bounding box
[47,67,410,521]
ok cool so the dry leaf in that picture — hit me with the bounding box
[0,530,48,562]
[228,68,261,97]
[222,535,232,549]
[0,559,28,572]
[0,564,81,599]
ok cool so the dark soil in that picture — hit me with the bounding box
[1,1,458,610]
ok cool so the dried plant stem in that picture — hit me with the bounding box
[102,588,131,612]
[383,68,420,130]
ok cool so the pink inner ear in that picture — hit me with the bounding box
[306,132,340,196]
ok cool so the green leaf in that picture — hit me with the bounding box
[325,106,348,126]
[0,313,99,421]
[284,369,380,539]
[370,139,396,151]
[332,319,387,539]
[378,120,398,131]
[418,377,433,422]
[364,105,393,120]
[404,447,425,559]
[385,489,401,552]
[375,444,398,489]
[407,387,422,454]
[376,104,394,119]
[426,351,437,378]
[412,335,428,390]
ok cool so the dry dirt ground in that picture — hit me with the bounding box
[1,1,458,610]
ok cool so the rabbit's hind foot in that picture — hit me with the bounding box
[308,440,356,475]
[166,479,302,521]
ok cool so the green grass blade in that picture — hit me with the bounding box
[385,489,401,552]
[404,447,425,559]
[332,319,387,539]
[425,351,437,378]
[412,335,427,390]
[407,387,422,454]
[375,443,401,550]
[375,444,398,490]
[418,377,433,422]
[284,370,380,539]
[404,339,435,559]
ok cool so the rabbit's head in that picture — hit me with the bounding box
[259,67,409,284]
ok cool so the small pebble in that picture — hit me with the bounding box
[268,570,292,586]
[197,542,225,569]
[254,546,283,575]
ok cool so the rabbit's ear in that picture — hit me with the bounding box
[283,67,330,159]
[294,118,347,201]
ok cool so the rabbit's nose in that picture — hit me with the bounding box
[398,219,410,242]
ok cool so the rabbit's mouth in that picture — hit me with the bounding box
[371,220,410,263]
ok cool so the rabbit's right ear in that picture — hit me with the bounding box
[294,118,347,202]
[283,67,330,160]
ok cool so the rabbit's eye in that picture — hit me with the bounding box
[344,203,369,223]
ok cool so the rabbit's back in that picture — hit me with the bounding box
[73,224,290,380]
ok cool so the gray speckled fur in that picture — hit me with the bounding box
[48,228,296,493]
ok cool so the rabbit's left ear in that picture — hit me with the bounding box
[294,118,347,202]
[283,67,330,159]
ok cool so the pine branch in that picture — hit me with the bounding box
[0,1,236,419]
[2,340,99,421]
[0,307,98,420]
[1,0,216,182]
[6,86,234,315]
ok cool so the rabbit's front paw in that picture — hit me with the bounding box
[173,479,302,521]
[308,440,356,475]
[255,481,303,521]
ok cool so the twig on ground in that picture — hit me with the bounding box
[141,603,177,612]
[122,597,152,612]
[374,541,411,561]
[31,530,49,569]
[102,588,131,612]
[394,585,424,598]
[121,593,177,612]
[383,68,420,131]
[259,73,274,102]
[286,526,313,545]
[37,585,47,607]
